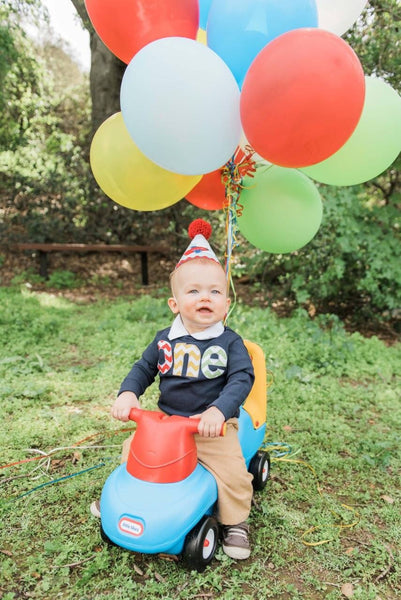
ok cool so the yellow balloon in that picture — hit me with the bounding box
[90,113,201,211]
[196,28,207,45]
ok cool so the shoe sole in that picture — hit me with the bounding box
[222,544,251,560]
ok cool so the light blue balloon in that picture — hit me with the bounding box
[207,0,318,88]
[120,37,241,176]
[199,0,213,30]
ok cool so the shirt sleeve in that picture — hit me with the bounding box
[118,334,160,398]
[209,335,255,420]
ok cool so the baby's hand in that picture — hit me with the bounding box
[111,391,140,422]
[190,406,225,438]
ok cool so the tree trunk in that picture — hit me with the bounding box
[69,0,125,134]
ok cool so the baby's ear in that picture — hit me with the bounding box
[168,297,179,314]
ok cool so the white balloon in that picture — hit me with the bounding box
[316,0,368,36]
[120,37,241,176]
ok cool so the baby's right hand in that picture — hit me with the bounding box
[111,391,140,421]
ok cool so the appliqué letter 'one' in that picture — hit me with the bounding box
[158,341,227,379]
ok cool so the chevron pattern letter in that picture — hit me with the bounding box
[201,346,227,379]
[173,343,201,377]
[157,340,173,374]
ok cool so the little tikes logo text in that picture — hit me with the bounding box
[118,516,144,537]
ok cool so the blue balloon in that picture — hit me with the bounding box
[199,0,213,30]
[207,0,318,88]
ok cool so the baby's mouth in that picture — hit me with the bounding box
[198,307,212,313]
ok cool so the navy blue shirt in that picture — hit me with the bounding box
[119,324,254,420]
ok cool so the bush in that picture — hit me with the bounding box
[45,270,81,289]
[233,186,401,326]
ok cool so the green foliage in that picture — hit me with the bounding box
[234,186,401,325]
[0,2,49,151]
[0,287,400,599]
[45,269,82,289]
[345,0,401,93]
[0,0,92,243]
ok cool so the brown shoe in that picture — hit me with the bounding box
[221,522,250,560]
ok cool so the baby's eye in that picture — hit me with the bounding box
[211,289,222,294]
[188,289,199,294]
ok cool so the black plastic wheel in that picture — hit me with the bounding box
[249,451,270,491]
[182,515,219,571]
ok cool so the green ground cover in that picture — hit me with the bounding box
[0,285,400,599]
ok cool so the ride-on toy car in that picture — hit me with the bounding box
[99,340,270,570]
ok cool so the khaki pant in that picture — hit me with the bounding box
[121,418,253,526]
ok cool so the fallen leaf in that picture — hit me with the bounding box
[381,495,394,504]
[0,549,13,556]
[345,547,355,555]
[308,303,316,317]
[341,583,354,598]
[283,425,293,432]
[133,564,144,576]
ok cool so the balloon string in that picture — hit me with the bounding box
[222,148,257,323]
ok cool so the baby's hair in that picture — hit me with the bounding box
[169,258,227,297]
[168,269,175,292]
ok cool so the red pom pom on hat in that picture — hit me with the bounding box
[188,219,212,240]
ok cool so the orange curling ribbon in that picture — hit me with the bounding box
[222,148,257,317]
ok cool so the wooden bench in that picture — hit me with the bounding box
[10,243,169,285]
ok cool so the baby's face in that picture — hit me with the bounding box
[168,259,230,334]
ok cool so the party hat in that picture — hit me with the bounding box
[175,219,220,269]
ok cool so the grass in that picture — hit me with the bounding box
[0,284,400,599]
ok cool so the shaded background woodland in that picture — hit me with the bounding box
[0,0,400,335]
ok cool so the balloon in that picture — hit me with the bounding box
[301,77,401,186]
[239,131,268,165]
[196,28,207,45]
[316,0,368,37]
[121,37,241,176]
[238,166,323,253]
[84,0,199,64]
[240,28,365,168]
[207,0,318,88]
[186,170,226,210]
[90,113,201,211]
[199,0,213,30]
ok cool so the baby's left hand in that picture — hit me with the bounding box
[190,406,225,438]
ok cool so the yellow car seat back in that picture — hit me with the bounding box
[242,340,267,429]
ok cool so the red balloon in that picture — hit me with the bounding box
[240,29,365,168]
[186,170,225,210]
[85,0,199,64]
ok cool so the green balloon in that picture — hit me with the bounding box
[301,77,401,186]
[238,166,322,254]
